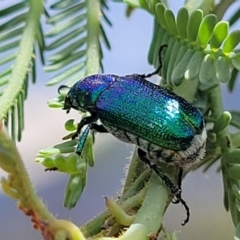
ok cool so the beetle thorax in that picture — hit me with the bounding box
[68,74,116,111]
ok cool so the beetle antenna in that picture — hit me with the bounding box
[142,45,167,78]
[58,85,70,94]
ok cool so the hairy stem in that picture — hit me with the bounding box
[85,0,101,76]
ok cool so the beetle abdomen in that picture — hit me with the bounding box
[104,123,206,170]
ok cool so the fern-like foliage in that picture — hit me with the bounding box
[0,0,44,141]
[152,6,240,88]
[44,0,111,91]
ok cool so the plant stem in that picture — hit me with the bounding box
[85,0,101,76]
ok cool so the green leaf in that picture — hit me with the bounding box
[0,27,24,42]
[45,14,86,37]
[0,39,20,53]
[162,37,174,80]
[214,56,231,83]
[213,111,232,133]
[48,101,63,108]
[49,38,86,62]
[100,24,111,50]
[155,3,167,29]
[0,53,16,66]
[0,1,28,17]
[225,150,240,164]
[11,105,16,141]
[124,0,149,9]
[0,69,11,79]
[46,26,85,50]
[82,133,94,167]
[210,21,229,50]
[166,40,181,84]
[187,9,203,43]
[171,48,194,85]
[102,8,112,26]
[152,27,166,69]
[199,54,213,84]
[0,78,8,87]
[17,92,24,141]
[0,12,27,31]
[44,50,86,71]
[50,0,79,10]
[223,30,240,54]
[176,7,189,39]
[148,21,160,64]
[197,14,217,47]
[232,57,240,71]
[185,50,203,81]
[164,10,178,37]
[228,164,240,180]
[65,119,78,131]
[36,23,45,64]
[47,2,86,24]
[64,172,87,209]
[227,68,238,92]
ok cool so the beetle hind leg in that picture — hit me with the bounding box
[171,168,183,204]
[137,148,179,194]
[137,148,190,225]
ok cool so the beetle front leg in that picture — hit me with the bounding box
[75,125,91,155]
[75,122,109,155]
[90,123,109,133]
[72,113,99,139]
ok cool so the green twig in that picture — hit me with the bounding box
[0,124,85,239]
[85,0,101,76]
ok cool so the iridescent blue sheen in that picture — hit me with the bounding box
[67,74,204,151]
[95,74,203,151]
[66,74,115,111]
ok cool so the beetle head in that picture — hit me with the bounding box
[58,85,81,113]
[62,94,73,113]
[59,74,116,114]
